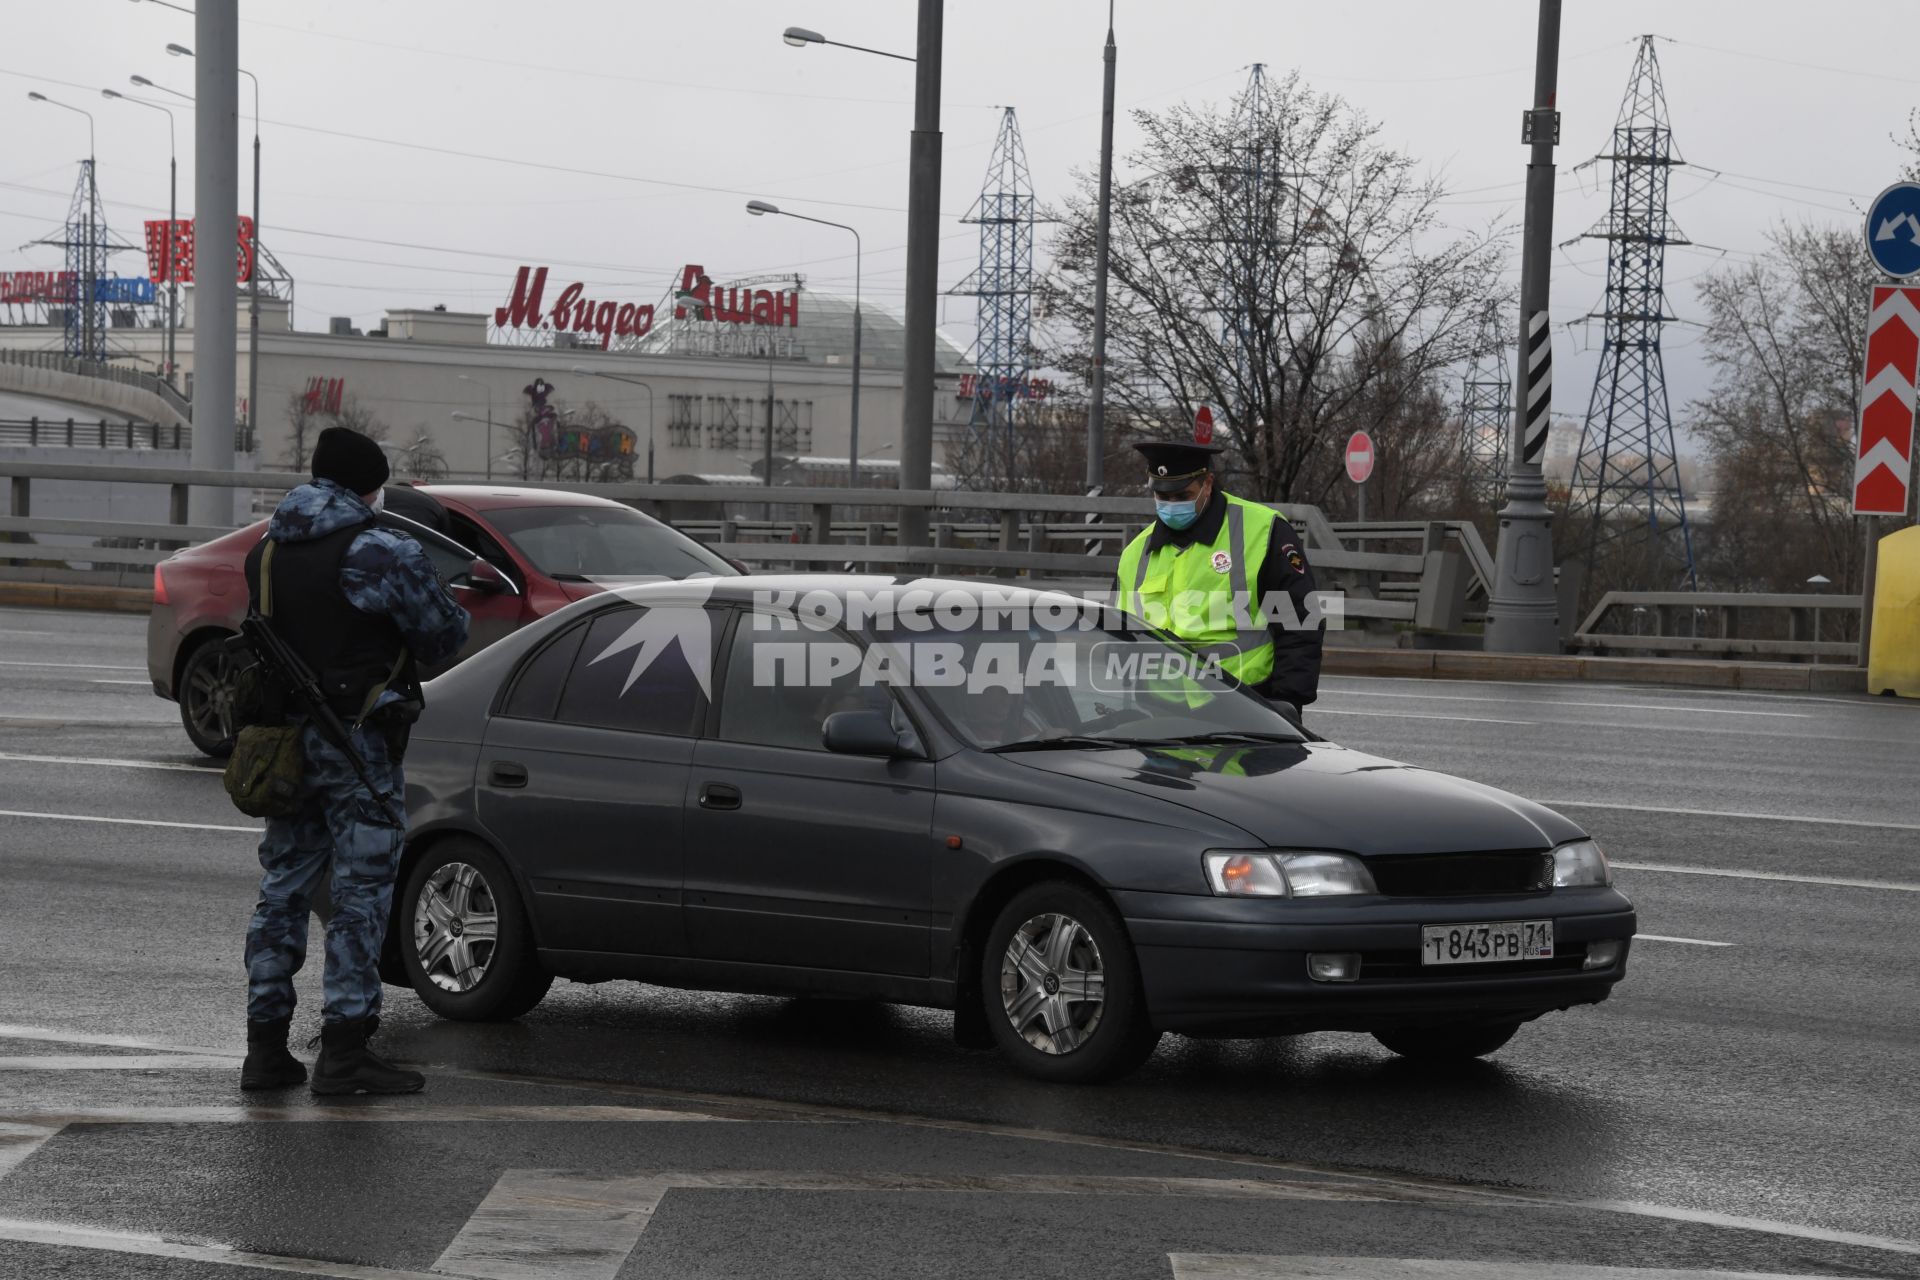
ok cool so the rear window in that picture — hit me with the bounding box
[485,504,734,581]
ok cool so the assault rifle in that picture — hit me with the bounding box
[239,610,407,828]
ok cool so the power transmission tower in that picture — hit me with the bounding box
[1459,361,1510,504]
[1563,35,1698,588]
[33,160,127,362]
[950,106,1036,488]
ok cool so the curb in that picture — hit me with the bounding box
[0,582,153,614]
[1323,646,1868,693]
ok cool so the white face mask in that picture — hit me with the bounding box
[367,489,386,513]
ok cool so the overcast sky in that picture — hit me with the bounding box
[6,1,1913,454]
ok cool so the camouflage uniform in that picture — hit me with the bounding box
[244,480,469,1026]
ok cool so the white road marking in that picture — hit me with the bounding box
[1545,799,1920,834]
[0,1106,727,1126]
[0,1219,446,1280]
[1612,861,1920,894]
[0,751,217,774]
[0,660,143,670]
[1322,688,1810,718]
[0,1055,240,1071]
[88,679,153,686]
[1569,1199,1920,1259]
[1171,1257,1874,1278]
[1312,708,1535,726]
[0,1123,56,1184]
[1634,935,1735,948]
[0,808,258,834]
[435,1169,1415,1280]
[0,1024,241,1057]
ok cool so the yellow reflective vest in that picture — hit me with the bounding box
[1116,491,1279,691]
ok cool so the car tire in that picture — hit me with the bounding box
[177,637,239,758]
[1372,1021,1521,1062]
[980,881,1161,1083]
[400,838,551,1021]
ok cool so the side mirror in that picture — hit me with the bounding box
[468,559,512,595]
[822,709,905,757]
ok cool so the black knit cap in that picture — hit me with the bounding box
[310,426,390,495]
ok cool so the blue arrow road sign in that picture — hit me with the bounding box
[1865,182,1920,278]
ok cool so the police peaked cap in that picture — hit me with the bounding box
[1133,439,1223,494]
[311,425,390,495]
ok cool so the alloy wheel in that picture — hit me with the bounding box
[184,647,237,744]
[413,861,500,993]
[999,911,1107,1055]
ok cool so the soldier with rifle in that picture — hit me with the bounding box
[232,427,468,1094]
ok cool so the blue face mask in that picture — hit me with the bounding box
[1155,497,1200,530]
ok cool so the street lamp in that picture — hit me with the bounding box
[570,366,656,485]
[784,8,938,548]
[780,26,914,60]
[746,198,864,489]
[168,43,262,440]
[102,88,177,383]
[456,374,494,481]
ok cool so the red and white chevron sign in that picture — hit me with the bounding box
[1855,285,1920,516]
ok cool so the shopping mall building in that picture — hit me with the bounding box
[0,259,976,489]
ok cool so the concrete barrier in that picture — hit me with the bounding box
[0,360,187,433]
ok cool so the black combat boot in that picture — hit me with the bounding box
[240,1017,307,1091]
[309,1016,424,1096]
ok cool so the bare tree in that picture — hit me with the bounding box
[1038,71,1508,505]
[394,430,449,482]
[282,392,389,471]
[1690,223,1878,591]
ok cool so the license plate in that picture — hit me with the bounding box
[1421,919,1552,966]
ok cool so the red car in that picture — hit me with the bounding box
[147,484,738,756]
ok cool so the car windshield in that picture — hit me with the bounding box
[862,605,1305,752]
[485,504,735,580]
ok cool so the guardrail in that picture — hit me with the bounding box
[0,460,1485,629]
[0,417,190,451]
[1572,590,1862,663]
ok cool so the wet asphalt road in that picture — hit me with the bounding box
[0,605,1916,1279]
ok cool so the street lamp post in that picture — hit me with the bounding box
[170,43,261,448]
[784,9,937,547]
[1086,2,1117,497]
[27,94,100,362]
[746,199,862,488]
[570,367,656,485]
[102,89,176,383]
[457,374,494,481]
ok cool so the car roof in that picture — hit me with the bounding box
[600,574,1095,608]
[416,484,636,513]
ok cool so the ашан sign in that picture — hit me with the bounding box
[494,263,800,351]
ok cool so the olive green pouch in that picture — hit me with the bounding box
[224,722,305,818]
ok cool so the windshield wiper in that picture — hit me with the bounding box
[1144,731,1303,747]
[987,734,1159,753]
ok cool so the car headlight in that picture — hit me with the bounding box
[1204,851,1377,898]
[1552,839,1612,887]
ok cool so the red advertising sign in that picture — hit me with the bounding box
[671,265,799,328]
[1345,430,1375,484]
[1854,285,1919,517]
[494,263,803,352]
[1,271,72,304]
[956,373,1051,402]
[302,376,345,416]
[142,217,255,285]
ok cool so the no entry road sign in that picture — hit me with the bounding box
[1346,431,1375,485]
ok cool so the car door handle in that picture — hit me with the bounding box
[488,761,529,789]
[698,782,742,811]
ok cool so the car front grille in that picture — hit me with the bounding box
[1365,851,1554,897]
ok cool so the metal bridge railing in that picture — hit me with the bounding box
[1572,590,1862,663]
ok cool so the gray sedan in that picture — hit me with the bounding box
[385,577,1636,1082]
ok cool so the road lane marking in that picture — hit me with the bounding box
[1545,799,1920,834]
[435,1169,1417,1280]
[1312,709,1536,726]
[1634,935,1735,947]
[0,1024,241,1057]
[1171,1258,1884,1278]
[1321,689,1810,718]
[87,679,153,686]
[1566,1200,1920,1259]
[0,751,218,774]
[0,808,258,833]
[0,660,143,670]
[0,1055,240,1071]
[1612,862,1920,894]
[0,1106,729,1126]
[0,1219,446,1280]
[0,1123,56,1184]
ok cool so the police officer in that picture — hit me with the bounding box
[239,426,470,1094]
[1115,439,1323,717]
